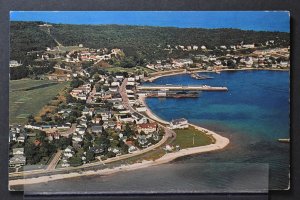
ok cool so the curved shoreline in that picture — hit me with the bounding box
[147,68,289,82]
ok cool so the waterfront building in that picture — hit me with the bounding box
[170,118,189,129]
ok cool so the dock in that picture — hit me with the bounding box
[146,91,200,98]
[137,85,228,91]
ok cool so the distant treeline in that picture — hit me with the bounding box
[10,21,290,63]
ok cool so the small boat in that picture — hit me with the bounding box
[277,138,290,143]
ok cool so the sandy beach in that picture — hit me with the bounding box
[138,95,170,125]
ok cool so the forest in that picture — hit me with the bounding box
[10,21,290,63]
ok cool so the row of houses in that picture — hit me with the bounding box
[70,83,92,101]
[9,147,26,167]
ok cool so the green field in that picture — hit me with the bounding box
[172,126,213,149]
[10,79,69,124]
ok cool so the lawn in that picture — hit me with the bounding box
[10,79,70,125]
[172,126,213,149]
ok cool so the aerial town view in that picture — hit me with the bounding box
[9,11,290,193]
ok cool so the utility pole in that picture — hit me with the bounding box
[193,134,195,145]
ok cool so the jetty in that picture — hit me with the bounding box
[137,85,228,91]
[146,91,199,98]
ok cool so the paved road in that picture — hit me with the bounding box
[46,150,62,170]
[119,78,135,113]
[119,78,175,139]
[86,84,96,104]
[60,123,76,137]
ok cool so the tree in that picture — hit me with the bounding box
[70,78,84,88]
[36,131,47,143]
[119,140,128,154]
[69,155,83,167]
[10,66,29,80]
[124,123,134,138]
[107,151,116,158]
[86,150,95,162]
[24,142,36,161]
[27,114,36,124]
[56,137,71,149]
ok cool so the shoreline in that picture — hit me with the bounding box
[10,95,230,187]
[138,95,170,125]
[147,67,289,82]
[10,128,229,187]
[9,122,229,187]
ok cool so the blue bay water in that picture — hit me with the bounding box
[23,70,289,193]
[145,70,290,189]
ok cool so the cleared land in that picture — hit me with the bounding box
[172,126,214,149]
[10,79,69,124]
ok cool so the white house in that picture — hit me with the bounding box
[111,82,120,87]
[12,148,24,156]
[193,45,199,50]
[170,118,189,129]
[128,77,135,82]
[243,44,255,49]
[64,146,75,158]
[136,106,147,112]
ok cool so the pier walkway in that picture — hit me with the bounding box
[137,85,228,91]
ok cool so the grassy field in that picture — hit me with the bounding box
[10,79,69,125]
[172,126,213,149]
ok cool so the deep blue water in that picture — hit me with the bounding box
[145,70,290,189]
[23,70,289,193]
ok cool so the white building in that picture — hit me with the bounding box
[201,45,207,50]
[170,118,189,129]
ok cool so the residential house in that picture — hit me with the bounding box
[16,132,27,143]
[9,155,26,167]
[12,148,24,156]
[137,122,158,134]
[132,113,148,125]
[243,44,255,49]
[64,146,75,158]
[91,125,103,134]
